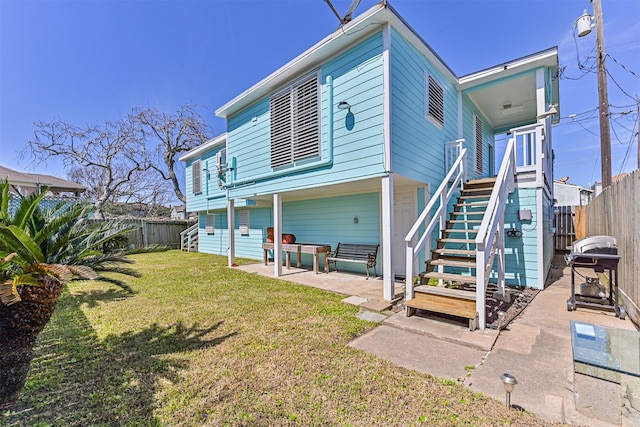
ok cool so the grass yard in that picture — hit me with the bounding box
[2,251,554,426]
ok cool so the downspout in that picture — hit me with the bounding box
[222,75,335,190]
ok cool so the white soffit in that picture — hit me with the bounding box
[179,133,227,162]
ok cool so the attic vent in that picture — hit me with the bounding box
[205,213,215,234]
[425,72,444,127]
[474,115,483,173]
[192,160,202,195]
[270,72,320,169]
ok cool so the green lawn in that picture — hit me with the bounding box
[2,251,553,426]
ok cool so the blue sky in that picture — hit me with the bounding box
[1,0,638,189]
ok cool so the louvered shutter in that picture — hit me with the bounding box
[270,91,292,168]
[427,74,444,126]
[475,116,483,173]
[192,160,202,194]
[293,75,320,162]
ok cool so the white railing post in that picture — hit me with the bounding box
[476,244,486,329]
[405,244,414,302]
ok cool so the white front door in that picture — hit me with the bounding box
[393,190,416,278]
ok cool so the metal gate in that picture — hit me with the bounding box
[554,205,575,251]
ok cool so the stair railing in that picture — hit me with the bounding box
[404,147,467,303]
[180,222,199,251]
[474,138,516,329]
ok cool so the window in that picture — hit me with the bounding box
[205,214,214,234]
[425,72,444,126]
[270,72,320,168]
[239,210,249,236]
[474,115,483,173]
[192,160,202,194]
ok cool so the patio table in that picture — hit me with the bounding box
[262,243,331,274]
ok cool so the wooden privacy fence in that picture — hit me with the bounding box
[554,205,588,251]
[89,219,196,249]
[584,170,640,325]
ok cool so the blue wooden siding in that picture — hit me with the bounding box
[461,93,494,180]
[501,187,541,289]
[184,147,227,213]
[197,193,380,275]
[224,33,386,200]
[390,28,458,187]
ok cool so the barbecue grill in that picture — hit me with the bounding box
[565,235,625,319]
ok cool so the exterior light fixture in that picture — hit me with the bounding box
[338,101,351,111]
[536,105,558,120]
[501,373,518,409]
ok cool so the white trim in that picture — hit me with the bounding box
[383,23,392,172]
[536,186,544,290]
[457,91,463,139]
[227,199,235,266]
[381,175,394,301]
[273,193,282,277]
[179,133,227,162]
[535,68,546,118]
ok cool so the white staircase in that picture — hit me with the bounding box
[180,223,199,252]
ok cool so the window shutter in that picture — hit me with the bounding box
[426,73,444,126]
[192,160,202,194]
[270,72,320,168]
[270,91,292,168]
[474,116,483,173]
[239,210,250,236]
[293,75,320,162]
[205,213,214,234]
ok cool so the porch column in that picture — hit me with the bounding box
[381,175,394,301]
[227,199,235,267]
[273,193,282,277]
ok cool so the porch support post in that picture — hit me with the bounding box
[227,199,235,267]
[497,217,506,296]
[381,175,394,301]
[273,193,282,277]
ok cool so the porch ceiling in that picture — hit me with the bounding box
[458,47,559,133]
[466,73,537,132]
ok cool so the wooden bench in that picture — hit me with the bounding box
[324,243,379,279]
[405,285,478,331]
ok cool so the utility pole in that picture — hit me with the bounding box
[593,0,612,188]
[637,96,640,170]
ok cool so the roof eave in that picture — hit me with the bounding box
[179,133,227,162]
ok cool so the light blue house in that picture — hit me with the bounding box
[180,3,559,329]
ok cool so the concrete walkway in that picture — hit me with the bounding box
[350,256,637,426]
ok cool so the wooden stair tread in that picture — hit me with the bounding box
[424,271,477,282]
[428,258,476,268]
[448,219,483,224]
[440,238,475,244]
[443,228,478,234]
[451,211,484,216]
[434,248,476,255]
[454,201,489,207]
[413,284,476,299]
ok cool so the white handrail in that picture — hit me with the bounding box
[474,138,516,328]
[404,147,467,302]
[180,222,199,251]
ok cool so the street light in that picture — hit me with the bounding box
[575,0,612,188]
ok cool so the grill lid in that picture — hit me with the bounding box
[571,235,617,254]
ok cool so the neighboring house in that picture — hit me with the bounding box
[1,165,86,213]
[554,179,592,206]
[0,165,85,197]
[170,205,187,220]
[180,3,559,328]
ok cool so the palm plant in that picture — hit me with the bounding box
[0,181,140,408]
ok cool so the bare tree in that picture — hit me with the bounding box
[134,104,210,203]
[27,117,152,219]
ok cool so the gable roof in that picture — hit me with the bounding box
[179,133,227,162]
[215,2,559,131]
[0,165,86,194]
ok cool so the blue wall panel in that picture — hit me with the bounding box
[225,33,386,200]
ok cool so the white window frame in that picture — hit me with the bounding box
[270,72,321,169]
[205,213,215,234]
[239,210,250,236]
[474,115,483,174]
[192,160,202,195]
[424,71,444,127]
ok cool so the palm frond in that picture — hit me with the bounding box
[0,225,45,264]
